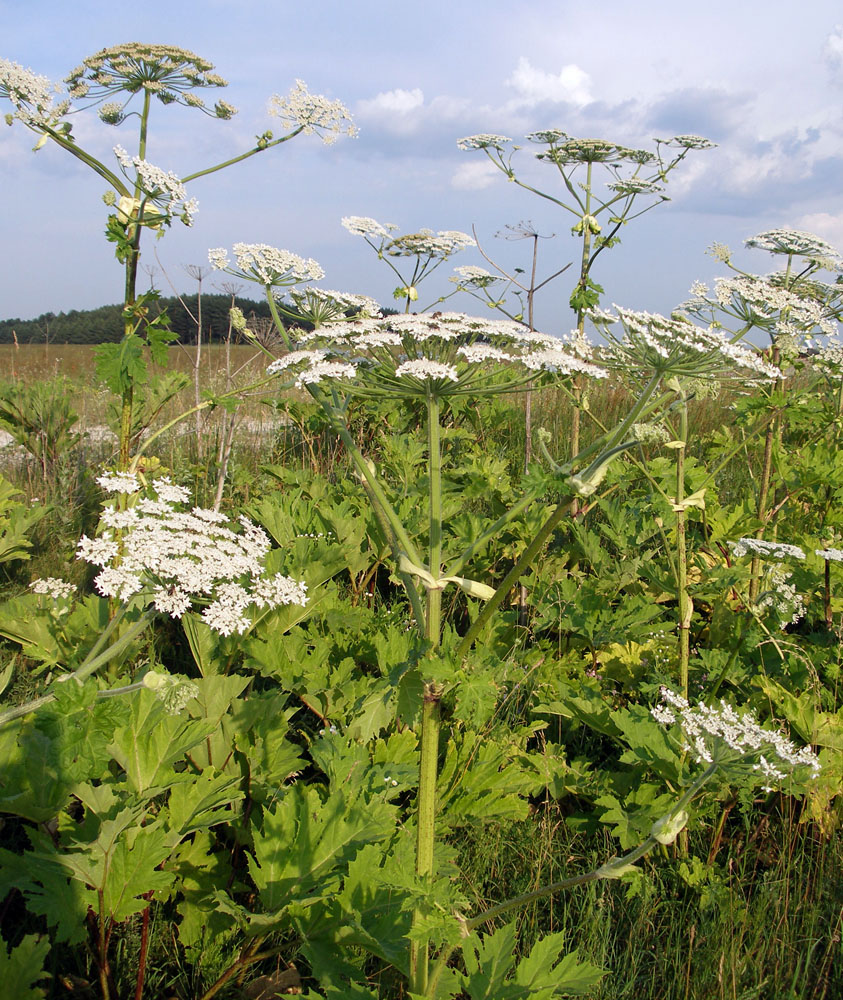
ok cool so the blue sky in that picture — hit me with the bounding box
[2,0,843,335]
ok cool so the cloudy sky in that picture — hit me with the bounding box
[2,0,843,335]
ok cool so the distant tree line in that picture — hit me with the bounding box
[0,294,275,346]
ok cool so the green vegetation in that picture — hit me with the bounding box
[0,295,274,346]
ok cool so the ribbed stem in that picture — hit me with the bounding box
[409,392,444,994]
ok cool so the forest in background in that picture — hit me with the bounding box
[0,294,275,345]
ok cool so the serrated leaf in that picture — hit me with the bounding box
[0,723,69,822]
[515,934,604,995]
[461,922,518,997]
[108,688,217,794]
[249,784,394,911]
[100,822,176,921]
[0,935,50,997]
[167,767,242,835]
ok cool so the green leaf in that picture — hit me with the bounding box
[0,935,51,998]
[461,923,604,999]
[108,688,217,794]
[16,844,96,945]
[0,723,70,822]
[100,822,176,921]
[249,784,394,911]
[94,334,146,395]
[167,767,243,835]
[515,933,604,996]
[461,922,517,998]
[171,833,238,955]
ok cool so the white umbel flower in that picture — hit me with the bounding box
[652,687,820,790]
[76,477,307,633]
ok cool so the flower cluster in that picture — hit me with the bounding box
[30,577,76,600]
[606,177,667,198]
[267,80,357,144]
[279,287,382,328]
[266,311,607,398]
[113,146,197,225]
[745,228,843,268]
[814,338,843,379]
[341,216,397,239]
[727,537,806,627]
[528,134,655,166]
[342,217,474,259]
[0,57,69,127]
[651,687,820,791]
[727,537,806,560]
[816,547,843,562]
[658,135,717,150]
[209,244,324,288]
[712,275,838,338]
[754,563,806,627]
[680,230,843,359]
[456,134,512,151]
[589,305,780,381]
[142,669,199,714]
[450,265,504,289]
[64,44,235,118]
[77,473,307,635]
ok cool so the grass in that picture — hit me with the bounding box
[456,803,842,1000]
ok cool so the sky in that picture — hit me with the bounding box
[2,0,843,336]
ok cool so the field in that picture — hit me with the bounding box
[0,324,841,1000]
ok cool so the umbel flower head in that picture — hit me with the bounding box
[64,43,236,119]
[209,243,324,288]
[527,133,656,166]
[114,145,197,226]
[278,287,382,328]
[651,687,820,793]
[267,79,357,144]
[589,305,780,381]
[745,228,843,268]
[341,216,474,259]
[266,311,607,398]
[76,472,307,635]
[680,229,843,357]
[0,57,70,127]
[727,537,807,628]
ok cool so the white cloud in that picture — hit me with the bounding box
[792,211,843,254]
[824,25,843,70]
[505,56,592,108]
[450,160,501,191]
[356,87,426,135]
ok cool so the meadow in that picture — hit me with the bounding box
[0,42,841,1000]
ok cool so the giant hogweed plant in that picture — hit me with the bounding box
[0,44,356,467]
[0,374,824,995]
[680,230,843,600]
[457,131,716,459]
[0,246,831,996]
[200,242,820,996]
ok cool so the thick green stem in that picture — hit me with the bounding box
[675,397,691,697]
[410,393,445,994]
[749,401,777,603]
[426,393,443,646]
[410,686,443,995]
[265,288,294,351]
[117,91,152,468]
